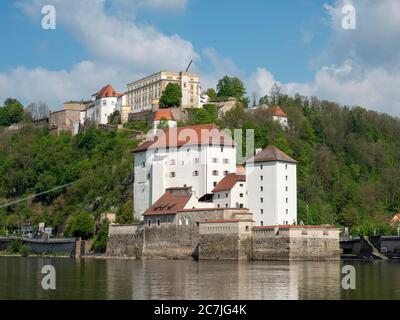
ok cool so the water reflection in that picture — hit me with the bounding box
[0,257,398,300]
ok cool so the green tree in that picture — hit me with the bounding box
[0,98,25,126]
[216,76,246,99]
[159,83,182,108]
[65,212,95,240]
[91,221,109,253]
[205,88,218,101]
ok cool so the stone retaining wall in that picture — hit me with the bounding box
[199,234,239,260]
[106,224,143,258]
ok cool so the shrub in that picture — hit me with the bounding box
[7,239,30,256]
[65,212,95,240]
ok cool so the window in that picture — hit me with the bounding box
[217,194,220,199]
[217,204,220,208]
[286,186,288,192]
[141,162,145,168]
[194,158,200,164]
[285,164,288,170]
[157,219,161,227]
[213,182,217,187]
[260,198,264,203]
[193,171,199,176]
[246,226,249,231]
[260,186,263,192]
[286,175,288,181]
[260,165,263,170]
[286,198,288,203]
[260,175,263,181]
[170,172,176,178]
[185,218,190,225]
[225,204,228,208]
[224,171,229,176]
[240,193,244,198]
[260,209,264,215]
[212,158,218,163]
[239,183,244,187]
[221,147,224,152]
[239,204,244,208]
[212,170,219,176]
[225,193,228,197]
[147,219,151,227]
[261,221,264,227]
[170,159,176,165]
[286,209,289,215]
[223,158,229,164]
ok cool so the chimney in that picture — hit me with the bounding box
[255,148,262,155]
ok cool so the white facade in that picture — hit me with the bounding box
[273,115,288,128]
[213,180,247,209]
[134,144,236,219]
[85,97,118,124]
[127,71,201,113]
[246,160,297,227]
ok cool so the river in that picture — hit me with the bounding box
[0,257,399,300]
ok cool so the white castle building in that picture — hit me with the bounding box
[133,123,298,226]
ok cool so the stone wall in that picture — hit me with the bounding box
[106,224,143,258]
[199,234,239,260]
[251,228,340,261]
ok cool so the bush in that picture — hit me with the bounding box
[65,212,95,240]
[91,221,109,253]
[7,239,30,256]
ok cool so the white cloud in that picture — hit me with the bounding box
[0,61,140,109]
[246,0,400,116]
[4,0,197,108]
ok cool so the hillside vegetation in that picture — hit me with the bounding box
[1,90,400,237]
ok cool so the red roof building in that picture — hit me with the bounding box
[133,123,236,152]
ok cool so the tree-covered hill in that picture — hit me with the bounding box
[219,93,400,235]
[0,125,137,237]
[1,89,400,237]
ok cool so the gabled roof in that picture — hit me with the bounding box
[154,109,174,121]
[133,123,236,152]
[246,145,297,164]
[212,173,246,193]
[269,106,287,117]
[144,188,192,216]
[93,84,122,100]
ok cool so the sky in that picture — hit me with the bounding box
[0,0,400,116]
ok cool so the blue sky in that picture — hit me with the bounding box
[1,0,400,116]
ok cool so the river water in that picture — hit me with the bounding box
[0,257,399,300]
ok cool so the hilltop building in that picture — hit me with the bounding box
[269,106,288,128]
[115,93,131,124]
[246,105,289,128]
[152,109,177,135]
[86,84,123,125]
[49,100,88,135]
[126,71,201,113]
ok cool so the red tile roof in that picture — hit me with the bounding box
[133,123,236,152]
[212,173,246,193]
[246,145,297,164]
[93,84,122,100]
[144,189,192,216]
[269,106,287,117]
[154,109,174,121]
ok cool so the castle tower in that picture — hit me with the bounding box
[246,146,297,226]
